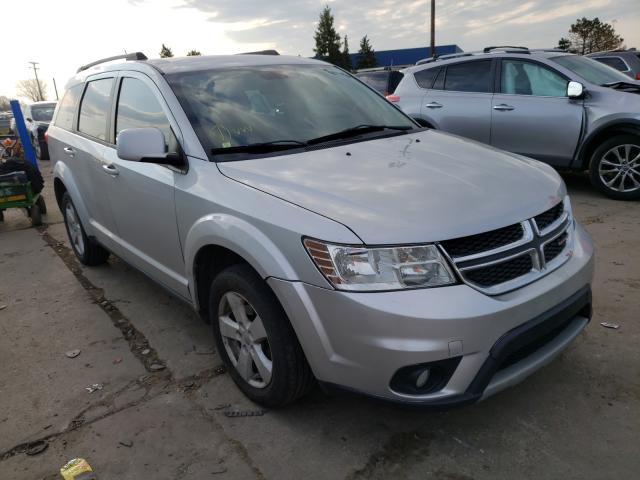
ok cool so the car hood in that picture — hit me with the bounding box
[217,131,566,244]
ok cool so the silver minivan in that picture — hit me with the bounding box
[392,47,640,200]
[49,53,594,407]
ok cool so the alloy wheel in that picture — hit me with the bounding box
[598,144,640,193]
[218,291,273,388]
[65,203,85,257]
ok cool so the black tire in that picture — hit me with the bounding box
[209,264,314,407]
[589,134,640,200]
[35,140,49,161]
[36,195,47,215]
[61,192,110,265]
[29,203,42,226]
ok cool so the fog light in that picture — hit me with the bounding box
[415,369,431,388]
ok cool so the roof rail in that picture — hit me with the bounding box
[238,49,280,56]
[77,52,147,73]
[416,52,473,65]
[483,46,529,53]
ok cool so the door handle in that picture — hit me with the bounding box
[425,102,443,109]
[63,146,75,156]
[493,104,514,111]
[102,164,119,176]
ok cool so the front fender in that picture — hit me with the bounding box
[53,161,95,236]
[183,213,302,307]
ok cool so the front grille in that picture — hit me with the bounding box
[534,202,563,231]
[544,232,568,263]
[464,254,533,287]
[440,223,523,258]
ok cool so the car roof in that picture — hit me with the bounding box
[30,101,57,106]
[587,50,638,57]
[409,50,574,72]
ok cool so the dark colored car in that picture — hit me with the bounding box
[587,49,640,80]
[355,68,404,97]
[0,112,12,137]
[10,101,57,159]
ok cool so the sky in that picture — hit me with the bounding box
[4,0,639,101]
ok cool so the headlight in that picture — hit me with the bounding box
[304,238,457,291]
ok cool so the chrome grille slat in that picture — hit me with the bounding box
[440,198,573,295]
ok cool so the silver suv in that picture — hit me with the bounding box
[392,47,640,200]
[49,53,594,407]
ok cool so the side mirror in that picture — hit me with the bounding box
[116,127,183,166]
[567,81,585,99]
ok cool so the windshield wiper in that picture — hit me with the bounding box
[601,81,640,90]
[306,124,414,145]
[211,140,307,155]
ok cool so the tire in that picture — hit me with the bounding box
[209,264,314,407]
[29,203,42,226]
[589,134,640,200]
[36,140,49,161]
[61,192,110,265]
[36,195,47,215]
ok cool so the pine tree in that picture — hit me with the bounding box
[160,44,174,58]
[557,17,624,55]
[186,50,201,56]
[356,35,377,69]
[313,5,343,67]
[342,35,352,71]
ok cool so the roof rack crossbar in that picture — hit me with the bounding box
[77,52,148,73]
[483,46,529,53]
[416,52,474,65]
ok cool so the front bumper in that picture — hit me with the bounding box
[268,222,594,406]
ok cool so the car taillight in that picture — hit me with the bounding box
[636,72,640,80]
[44,131,48,143]
[386,94,400,103]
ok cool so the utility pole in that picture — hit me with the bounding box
[28,61,44,101]
[430,0,436,58]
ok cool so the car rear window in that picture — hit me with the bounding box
[444,60,492,93]
[54,85,83,131]
[78,78,114,141]
[356,72,390,94]
[414,67,439,89]
[593,56,629,72]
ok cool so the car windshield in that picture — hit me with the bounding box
[166,63,415,159]
[31,105,56,122]
[550,55,632,85]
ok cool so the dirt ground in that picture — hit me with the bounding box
[0,162,638,479]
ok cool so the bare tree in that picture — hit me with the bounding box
[16,79,47,102]
[0,95,11,111]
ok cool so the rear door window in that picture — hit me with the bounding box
[444,60,492,93]
[54,85,83,131]
[593,56,629,72]
[414,67,439,89]
[78,78,114,141]
[115,77,178,152]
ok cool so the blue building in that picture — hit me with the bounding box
[350,44,463,68]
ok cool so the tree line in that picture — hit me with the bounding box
[313,5,376,70]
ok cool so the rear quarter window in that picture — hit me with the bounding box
[54,85,83,131]
[593,56,629,72]
[414,67,439,89]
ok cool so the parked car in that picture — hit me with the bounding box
[49,52,594,407]
[10,101,57,160]
[392,46,640,200]
[587,49,640,80]
[0,112,12,136]
[355,67,404,96]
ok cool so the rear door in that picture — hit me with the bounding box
[491,59,583,166]
[420,59,494,143]
[73,76,121,246]
[101,72,188,298]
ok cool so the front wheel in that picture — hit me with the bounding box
[589,135,640,200]
[209,264,314,407]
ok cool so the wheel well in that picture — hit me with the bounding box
[413,118,434,129]
[580,124,640,170]
[53,178,67,209]
[194,245,253,322]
